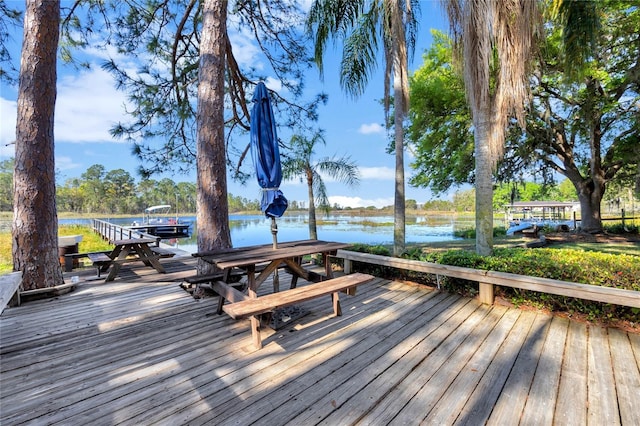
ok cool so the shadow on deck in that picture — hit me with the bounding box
[1,257,639,425]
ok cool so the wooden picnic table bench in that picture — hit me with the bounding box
[193,239,374,349]
[83,238,167,281]
[63,246,174,275]
[215,272,374,349]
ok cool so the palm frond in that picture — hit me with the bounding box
[317,156,361,187]
[340,7,381,97]
[550,0,600,80]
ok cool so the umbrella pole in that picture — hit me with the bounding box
[271,216,278,249]
[271,217,279,292]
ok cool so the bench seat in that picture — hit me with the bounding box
[64,250,111,272]
[222,272,374,349]
[87,253,111,263]
[150,247,176,258]
[86,253,113,277]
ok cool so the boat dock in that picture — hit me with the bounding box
[92,218,160,242]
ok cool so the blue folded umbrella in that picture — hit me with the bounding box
[250,82,288,218]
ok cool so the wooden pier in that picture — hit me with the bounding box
[1,258,639,425]
[92,218,160,243]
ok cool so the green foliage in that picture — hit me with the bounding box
[65,1,324,178]
[408,6,640,231]
[346,243,640,324]
[0,158,13,211]
[58,225,112,253]
[0,225,113,274]
[453,227,507,239]
[43,163,260,215]
[408,30,473,194]
[605,223,639,235]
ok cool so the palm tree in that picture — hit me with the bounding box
[307,0,419,256]
[444,0,602,254]
[283,132,359,239]
[444,0,538,255]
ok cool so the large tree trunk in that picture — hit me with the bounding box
[12,0,64,290]
[393,61,406,257]
[196,0,231,273]
[575,178,605,233]
[474,116,494,256]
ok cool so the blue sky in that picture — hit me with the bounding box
[0,1,453,209]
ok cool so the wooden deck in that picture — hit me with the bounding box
[1,257,639,425]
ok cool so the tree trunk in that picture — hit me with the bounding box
[12,0,64,290]
[576,179,605,233]
[393,61,406,256]
[307,170,318,240]
[474,117,494,256]
[196,0,231,273]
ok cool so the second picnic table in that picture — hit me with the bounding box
[99,238,166,282]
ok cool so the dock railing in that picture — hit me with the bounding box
[336,249,640,309]
[92,219,161,245]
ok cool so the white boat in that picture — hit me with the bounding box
[506,219,573,236]
[129,205,191,238]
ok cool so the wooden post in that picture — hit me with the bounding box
[250,316,262,349]
[478,282,494,305]
[343,258,352,274]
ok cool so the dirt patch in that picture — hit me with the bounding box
[544,231,640,245]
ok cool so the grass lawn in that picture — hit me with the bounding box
[409,232,640,257]
[0,225,112,274]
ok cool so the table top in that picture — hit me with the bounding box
[193,239,351,269]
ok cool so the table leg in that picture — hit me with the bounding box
[216,268,231,315]
[323,253,334,278]
[332,292,342,316]
[137,243,165,273]
[246,265,262,348]
[247,264,257,298]
[106,245,131,282]
[289,256,301,289]
[250,315,262,349]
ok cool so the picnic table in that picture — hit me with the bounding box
[94,238,166,282]
[193,239,349,294]
[193,239,374,348]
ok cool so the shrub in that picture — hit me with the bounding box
[345,244,640,324]
[453,226,507,239]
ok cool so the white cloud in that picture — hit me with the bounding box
[1,66,129,146]
[55,156,81,171]
[264,77,283,93]
[55,67,130,143]
[359,166,394,180]
[227,25,263,70]
[0,98,17,157]
[329,195,394,209]
[358,122,385,135]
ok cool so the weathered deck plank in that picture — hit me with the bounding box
[588,325,620,425]
[519,315,569,425]
[555,320,589,425]
[486,312,547,425]
[609,328,640,425]
[1,257,638,425]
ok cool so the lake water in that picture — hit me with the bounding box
[60,213,473,253]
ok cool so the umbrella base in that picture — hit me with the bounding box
[266,305,308,330]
